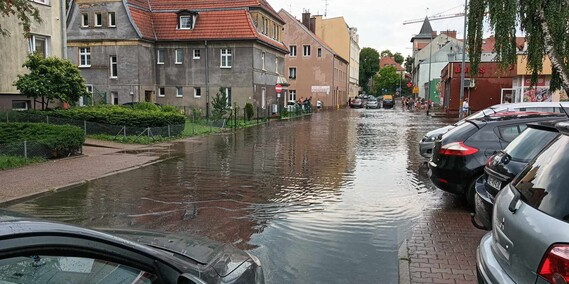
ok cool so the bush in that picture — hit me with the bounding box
[132,102,161,112]
[245,103,254,121]
[161,105,178,113]
[0,155,46,170]
[0,123,85,158]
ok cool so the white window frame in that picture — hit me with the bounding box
[303,45,311,57]
[175,49,183,64]
[194,87,201,98]
[289,90,297,101]
[108,12,116,27]
[109,56,118,78]
[158,87,165,97]
[176,87,183,97]
[290,45,296,57]
[110,92,118,105]
[193,49,200,59]
[94,13,102,27]
[81,13,89,27]
[11,100,30,111]
[275,58,279,73]
[79,47,91,67]
[157,49,165,64]
[28,35,49,58]
[289,67,296,79]
[261,52,265,70]
[220,48,232,68]
[179,16,193,29]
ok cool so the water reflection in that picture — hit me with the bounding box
[8,109,451,283]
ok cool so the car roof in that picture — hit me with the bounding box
[489,101,569,110]
[527,118,568,131]
[469,111,565,122]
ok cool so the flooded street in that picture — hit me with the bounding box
[8,108,458,283]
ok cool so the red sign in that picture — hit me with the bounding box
[454,66,486,75]
[406,82,412,88]
[275,84,283,93]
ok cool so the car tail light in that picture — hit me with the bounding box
[538,244,569,283]
[438,142,479,156]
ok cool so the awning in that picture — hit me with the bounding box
[276,75,290,87]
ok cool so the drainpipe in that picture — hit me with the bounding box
[332,56,336,109]
[205,40,209,119]
[61,0,67,58]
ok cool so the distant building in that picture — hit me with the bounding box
[279,9,348,108]
[0,0,66,110]
[66,0,288,114]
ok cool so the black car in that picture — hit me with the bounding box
[0,213,264,284]
[428,112,565,206]
[473,118,566,230]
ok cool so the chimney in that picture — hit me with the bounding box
[302,11,311,30]
[309,17,316,33]
[441,30,457,39]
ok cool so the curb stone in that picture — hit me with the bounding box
[398,239,411,284]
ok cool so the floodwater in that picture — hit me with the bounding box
[8,107,455,283]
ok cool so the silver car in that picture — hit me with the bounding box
[419,102,569,158]
[477,121,569,284]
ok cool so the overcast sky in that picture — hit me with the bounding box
[270,0,469,57]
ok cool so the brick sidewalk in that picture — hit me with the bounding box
[405,202,486,283]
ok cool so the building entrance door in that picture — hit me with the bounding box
[145,91,153,102]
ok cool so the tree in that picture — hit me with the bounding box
[359,47,380,93]
[393,52,404,64]
[372,66,400,95]
[468,0,569,94]
[404,55,414,74]
[14,54,87,110]
[380,49,393,58]
[0,0,42,36]
[211,87,230,119]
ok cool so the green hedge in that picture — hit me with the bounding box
[0,123,85,158]
[45,105,185,127]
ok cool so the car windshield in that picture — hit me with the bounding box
[504,127,559,163]
[514,135,569,222]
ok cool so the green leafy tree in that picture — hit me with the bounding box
[380,49,393,57]
[0,0,42,36]
[404,55,414,74]
[393,52,404,64]
[14,54,87,110]
[468,0,569,93]
[359,47,380,93]
[372,66,400,95]
[211,87,230,119]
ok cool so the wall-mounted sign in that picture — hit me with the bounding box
[311,86,330,94]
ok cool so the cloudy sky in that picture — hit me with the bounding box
[269,0,469,57]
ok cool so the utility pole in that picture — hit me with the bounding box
[459,0,467,119]
[428,28,433,102]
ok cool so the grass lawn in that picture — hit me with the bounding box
[0,155,46,170]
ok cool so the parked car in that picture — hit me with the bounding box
[419,101,569,158]
[428,111,565,206]
[473,118,566,230]
[287,100,298,112]
[382,95,394,109]
[350,98,363,108]
[477,121,569,284]
[0,212,264,284]
[366,97,380,109]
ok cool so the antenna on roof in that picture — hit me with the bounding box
[324,0,329,17]
[559,103,569,119]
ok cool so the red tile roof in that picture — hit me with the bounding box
[126,1,287,53]
[481,36,525,53]
[380,56,405,72]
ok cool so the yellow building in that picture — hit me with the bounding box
[0,0,66,110]
[506,54,567,102]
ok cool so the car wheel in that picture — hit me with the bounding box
[465,175,483,208]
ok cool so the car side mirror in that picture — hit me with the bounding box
[178,273,208,284]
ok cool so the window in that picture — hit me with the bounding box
[81,85,93,106]
[303,45,311,57]
[261,52,265,70]
[273,24,278,40]
[158,87,165,97]
[290,45,296,57]
[176,87,183,97]
[79,47,91,67]
[12,100,30,111]
[193,49,200,59]
[194,87,201,98]
[86,85,93,94]
[289,90,296,101]
[180,16,193,29]
[222,87,232,105]
[317,48,322,57]
[111,92,118,105]
[289,67,296,79]
[81,13,89,27]
[108,12,116,27]
[497,124,525,143]
[95,13,102,27]
[157,49,165,64]
[28,35,49,58]
[109,56,118,78]
[175,49,183,64]
[220,48,232,68]
[275,58,279,73]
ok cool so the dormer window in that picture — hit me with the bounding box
[177,10,198,30]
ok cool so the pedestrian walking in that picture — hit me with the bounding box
[462,98,469,116]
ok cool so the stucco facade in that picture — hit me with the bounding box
[279,10,348,109]
[0,0,65,110]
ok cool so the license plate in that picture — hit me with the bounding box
[487,176,502,190]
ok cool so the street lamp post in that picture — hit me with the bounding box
[427,26,433,103]
[459,0,468,119]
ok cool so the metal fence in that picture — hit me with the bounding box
[0,140,55,159]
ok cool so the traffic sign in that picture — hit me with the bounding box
[275,84,283,93]
[412,85,419,94]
